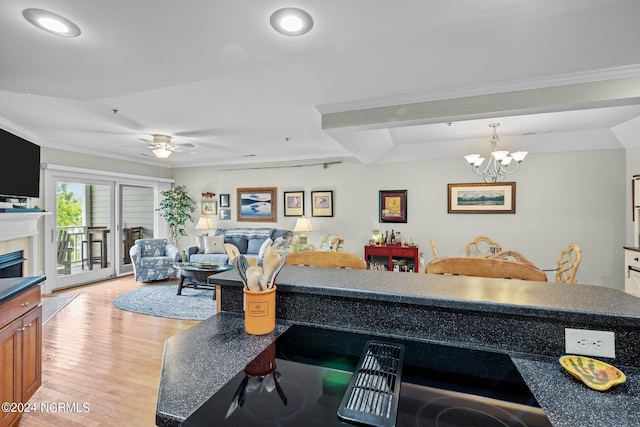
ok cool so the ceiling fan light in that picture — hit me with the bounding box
[153,147,172,159]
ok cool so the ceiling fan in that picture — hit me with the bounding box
[140,134,194,159]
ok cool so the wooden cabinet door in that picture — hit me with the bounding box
[0,318,22,427]
[20,306,42,401]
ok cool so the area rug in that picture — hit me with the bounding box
[113,283,216,320]
[42,293,78,324]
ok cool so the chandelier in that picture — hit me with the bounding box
[464,123,527,183]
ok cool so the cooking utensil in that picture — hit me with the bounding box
[245,266,264,291]
[237,255,251,287]
[267,253,286,288]
[231,256,248,289]
[262,246,280,285]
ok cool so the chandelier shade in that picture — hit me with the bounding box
[464,123,527,183]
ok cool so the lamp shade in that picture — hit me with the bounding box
[293,217,313,232]
[195,216,214,230]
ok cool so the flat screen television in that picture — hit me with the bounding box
[0,128,41,198]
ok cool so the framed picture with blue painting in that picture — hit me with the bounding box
[236,187,277,222]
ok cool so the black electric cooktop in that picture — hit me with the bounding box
[180,325,552,427]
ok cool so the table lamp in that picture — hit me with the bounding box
[195,216,214,236]
[293,217,313,244]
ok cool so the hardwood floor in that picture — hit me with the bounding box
[18,276,199,427]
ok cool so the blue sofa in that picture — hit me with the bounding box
[185,227,293,266]
[130,238,180,282]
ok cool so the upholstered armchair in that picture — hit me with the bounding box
[129,238,180,282]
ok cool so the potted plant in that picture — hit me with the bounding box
[157,185,195,247]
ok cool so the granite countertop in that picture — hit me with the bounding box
[210,266,640,326]
[0,275,45,304]
[156,312,640,427]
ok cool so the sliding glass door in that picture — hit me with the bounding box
[50,178,114,290]
[43,165,172,293]
[118,184,155,274]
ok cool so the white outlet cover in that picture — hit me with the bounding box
[565,328,615,358]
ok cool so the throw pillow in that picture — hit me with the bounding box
[204,235,225,254]
[247,237,267,255]
[271,236,286,250]
[258,238,273,258]
[195,235,205,254]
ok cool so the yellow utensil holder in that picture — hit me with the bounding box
[243,286,276,335]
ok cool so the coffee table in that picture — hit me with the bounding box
[175,262,233,297]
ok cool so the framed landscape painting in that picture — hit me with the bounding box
[236,187,277,222]
[448,182,516,214]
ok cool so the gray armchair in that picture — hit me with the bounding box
[129,238,180,282]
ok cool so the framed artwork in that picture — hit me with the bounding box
[219,208,231,220]
[379,190,407,223]
[219,193,230,208]
[284,191,304,216]
[448,182,516,214]
[311,190,333,217]
[236,187,277,222]
[201,199,217,216]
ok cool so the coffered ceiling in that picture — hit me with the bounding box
[1,0,639,168]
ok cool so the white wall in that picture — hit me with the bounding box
[172,149,626,289]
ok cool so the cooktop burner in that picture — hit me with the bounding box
[180,325,552,427]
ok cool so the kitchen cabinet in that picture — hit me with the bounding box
[364,244,419,273]
[625,248,640,297]
[0,284,42,427]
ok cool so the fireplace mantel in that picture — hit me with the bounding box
[0,212,51,279]
[0,212,50,242]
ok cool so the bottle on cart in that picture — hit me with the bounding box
[390,230,395,243]
[385,231,389,244]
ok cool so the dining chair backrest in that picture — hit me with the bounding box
[465,235,502,258]
[555,243,581,284]
[430,240,439,261]
[426,257,547,282]
[284,251,367,269]
[490,249,535,266]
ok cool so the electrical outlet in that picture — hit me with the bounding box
[565,328,615,358]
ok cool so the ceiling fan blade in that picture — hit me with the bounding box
[174,127,238,138]
[172,142,195,148]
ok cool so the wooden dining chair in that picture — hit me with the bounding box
[430,240,439,261]
[555,244,581,284]
[465,236,502,258]
[426,257,547,282]
[284,251,367,269]
[490,249,535,266]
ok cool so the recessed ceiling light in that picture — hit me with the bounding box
[23,8,81,37]
[270,8,313,36]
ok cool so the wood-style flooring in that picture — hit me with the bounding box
[18,276,199,427]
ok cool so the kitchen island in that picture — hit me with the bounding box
[156,267,640,427]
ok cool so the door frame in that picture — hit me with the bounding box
[42,164,173,294]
